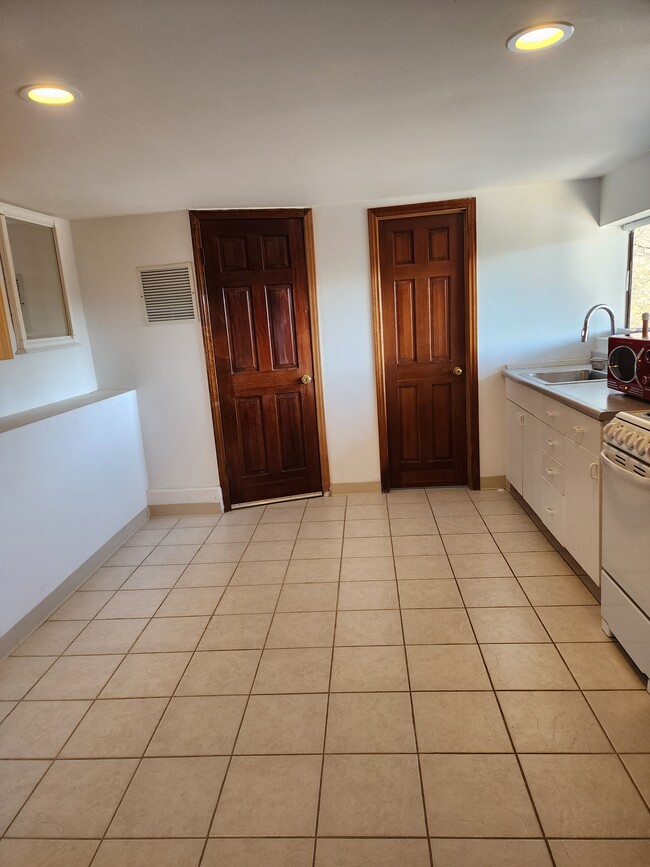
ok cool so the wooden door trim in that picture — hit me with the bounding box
[368,198,479,491]
[189,208,330,511]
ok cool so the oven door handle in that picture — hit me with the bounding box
[600,450,650,488]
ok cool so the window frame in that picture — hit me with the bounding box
[624,217,650,331]
[625,228,633,330]
[0,203,75,354]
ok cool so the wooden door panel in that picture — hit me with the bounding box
[429,277,451,360]
[379,211,468,488]
[219,236,249,271]
[393,231,415,265]
[265,285,298,369]
[223,286,259,373]
[276,392,308,471]
[261,235,291,269]
[197,215,322,505]
[431,383,453,460]
[398,385,420,463]
[395,280,417,363]
[236,397,268,476]
[428,227,450,261]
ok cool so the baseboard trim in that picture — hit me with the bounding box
[0,507,149,660]
[480,475,507,490]
[149,502,223,516]
[330,481,383,494]
[147,486,222,507]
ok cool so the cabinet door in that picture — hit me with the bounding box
[506,400,524,493]
[564,438,600,584]
[522,413,543,514]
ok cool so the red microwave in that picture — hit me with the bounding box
[608,336,650,401]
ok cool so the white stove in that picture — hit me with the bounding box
[601,410,650,689]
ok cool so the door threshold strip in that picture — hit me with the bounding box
[231,491,325,510]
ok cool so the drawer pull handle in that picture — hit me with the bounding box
[518,412,525,426]
[545,467,558,475]
[546,439,557,447]
[546,410,558,417]
[546,507,554,513]
[590,462,599,480]
[572,425,585,433]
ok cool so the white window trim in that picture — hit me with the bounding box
[0,203,75,354]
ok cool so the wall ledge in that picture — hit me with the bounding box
[0,388,132,433]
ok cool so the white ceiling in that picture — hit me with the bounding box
[1,0,649,219]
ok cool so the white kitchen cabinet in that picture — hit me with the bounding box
[506,399,524,493]
[506,399,543,513]
[539,477,565,547]
[522,413,543,515]
[564,438,601,583]
[505,379,603,584]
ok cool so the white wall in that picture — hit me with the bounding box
[71,212,220,506]
[0,213,97,417]
[313,180,627,481]
[0,391,148,641]
[600,149,650,226]
[476,180,626,477]
[71,179,628,490]
[312,203,381,484]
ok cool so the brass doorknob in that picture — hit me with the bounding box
[301,374,313,384]
[452,367,463,376]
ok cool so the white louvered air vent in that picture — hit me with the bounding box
[138,264,196,323]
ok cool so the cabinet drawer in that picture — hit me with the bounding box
[539,478,565,547]
[541,395,566,433]
[541,452,565,495]
[564,407,602,456]
[542,424,564,464]
[506,380,543,417]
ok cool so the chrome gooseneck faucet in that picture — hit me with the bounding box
[581,304,616,342]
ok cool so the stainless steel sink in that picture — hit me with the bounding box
[527,369,607,384]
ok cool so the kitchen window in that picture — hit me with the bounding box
[626,222,650,330]
[0,205,74,353]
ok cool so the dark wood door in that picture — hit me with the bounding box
[195,214,322,505]
[378,211,468,488]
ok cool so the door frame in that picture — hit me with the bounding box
[367,197,480,491]
[189,207,330,511]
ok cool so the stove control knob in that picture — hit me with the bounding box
[603,421,619,442]
[614,426,629,445]
[624,430,641,450]
[635,436,650,458]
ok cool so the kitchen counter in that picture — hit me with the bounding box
[503,363,649,420]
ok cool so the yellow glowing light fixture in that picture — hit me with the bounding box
[18,85,81,105]
[506,22,574,53]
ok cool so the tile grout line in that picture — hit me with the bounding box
[392,495,436,867]
[309,495,345,867]
[448,494,569,867]
[196,502,299,867]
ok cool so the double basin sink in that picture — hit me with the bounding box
[524,369,607,385]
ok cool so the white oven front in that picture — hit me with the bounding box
[601,446,650,614]
[600,444,650,683]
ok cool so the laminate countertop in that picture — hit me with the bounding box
[503,364,650,421]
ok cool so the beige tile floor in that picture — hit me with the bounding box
[1,487,649,867]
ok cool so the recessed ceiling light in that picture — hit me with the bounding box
[506,22,574,53]
[18,84,81,105]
